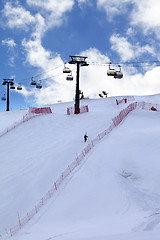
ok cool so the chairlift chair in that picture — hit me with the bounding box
[2,95,6,101]
[36,80,42,89]
[63,63,71,73]
[107,62,116,76]
[30,77,36,85]
[17,84,22,90]
[2,80,7,85]
[114,65,123,79]
[10,84,15,89]
[66,74,73,81]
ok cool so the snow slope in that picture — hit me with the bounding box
[0,109,28,132]
[0,95,160,240]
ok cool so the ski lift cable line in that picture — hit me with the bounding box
[12,67,76,86]
[39,72,68,82]
[32,63,64,79]
[15,59,160,84]
[14,75,53,85]
[38,67,77,82]
[15,74,61,85]
[88,60,160,66]
[19,63,64,83]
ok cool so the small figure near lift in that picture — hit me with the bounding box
[151,106,157,111]
[84,133,88,142]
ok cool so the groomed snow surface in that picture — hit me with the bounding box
[0,95,160,240]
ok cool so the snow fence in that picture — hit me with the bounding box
[0,107,52,138]
[116,96,135,105]
[9,102,136,237]
[67,105,89,115]
[29,107,52,114]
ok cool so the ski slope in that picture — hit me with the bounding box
[0,95,160,240]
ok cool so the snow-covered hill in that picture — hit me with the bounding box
[0,95,160,240]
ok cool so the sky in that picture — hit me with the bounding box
[0,0,160,111]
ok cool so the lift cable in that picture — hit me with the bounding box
[16,67,76,85]
[88,60,160,67]
[3,59,160,87]
[19,63,64,83]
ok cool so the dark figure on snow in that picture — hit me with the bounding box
[84,133,88,142]
[151,106,157,111]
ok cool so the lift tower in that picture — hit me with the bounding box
[2,79,14,111]
[68,56,89,114]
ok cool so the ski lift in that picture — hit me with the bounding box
[63,63,71,73]
[114,65,123,79]
[10,84,15,89]
[17,84,22,90]
[30,77,36,86]
[66,73,73,81]
[107,62,116,76]
[2,80,7,85]
[36,80,42,89]
[2,94,6,101]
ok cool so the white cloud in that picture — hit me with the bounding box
[78,0,88,3]
[20,47,111,105]
[16,44,160,105]
[75,48,111,98]
[1,0,74,106]
[1,0,76,106]
[110,35,135,62]
[126,27,135,37]
[22,38,51,68]
[21,36,76,105]
[26,0,74,28]
[77,0,92,7]
[1,0,73,37]
[121,66,160,96]
[131,0,160,31]
[2,38,16,48]
[97,0,160,35]
[32,14,46,39]
[2,1,35,29]
[97,0,130,20]
[2,0,160,106]
[2,38,17,66]
[110,34,155,62]
[74,48,160,99]
[26,0,74,14]
[19,43,160,105]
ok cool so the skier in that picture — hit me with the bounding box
[84,133,88,142]
[116,99,119,105]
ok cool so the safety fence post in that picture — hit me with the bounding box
[35,205,37,214]
[17,212,21,229]
[27,213,30,221]
[54,182,57,190]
